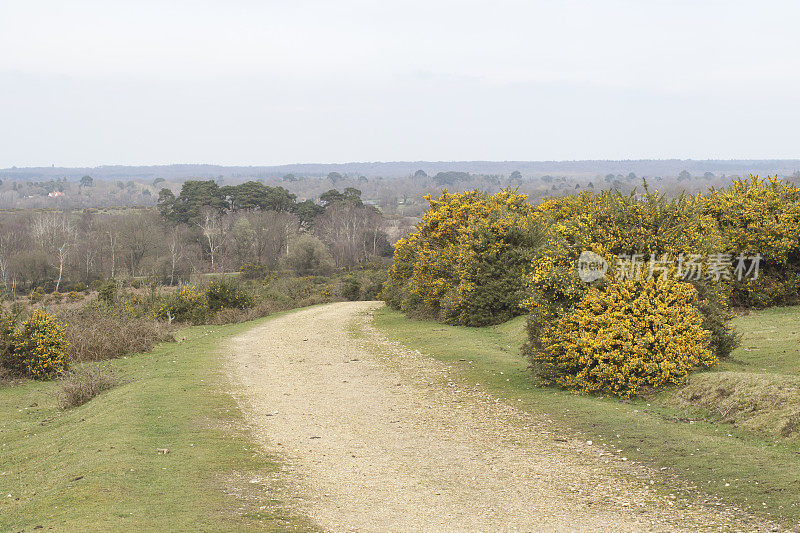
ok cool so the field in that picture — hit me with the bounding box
[374,305,800,526]
[0,313,313,532]
[1,302,798,529]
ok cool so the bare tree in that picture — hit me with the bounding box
[315,203,382,267]
[167,224,188,285]
[197,207,224,272]
[31,212,76,292]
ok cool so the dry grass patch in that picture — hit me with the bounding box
[64,315,173,361]
[664,371,800,440]
[59,366,119,408]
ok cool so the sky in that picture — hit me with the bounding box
[2,0,800,167]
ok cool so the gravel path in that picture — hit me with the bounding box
[227,302,765,532]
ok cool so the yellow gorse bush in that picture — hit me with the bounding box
[0,309,70,380]
[533,275,715,398]
[524,188,724,316]
[385,177,799,397]
[155,284,208,323]
[383,189,541,325]
[518,187,739,397]
[701,175,800,307]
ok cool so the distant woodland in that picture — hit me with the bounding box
[0,160,798,295]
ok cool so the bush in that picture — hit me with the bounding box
[529,276,716,398]
[340,275,361,301]
[62,311,173,361]
[286,235,335,276]
[98,280,117,305]
[383,189,541,326]
[29,287,45,303]
[524,187,738,361]
[362,269,388,300]
[205,278,254,311]
[4,310,71,380]
[701,175,800,307]
[240,262,269,280]
[67,291,83,302]
[59,366,118,408]
[155,285,208,324]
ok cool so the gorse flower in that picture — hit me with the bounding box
[532,275,715,398]
[701,175,800,307]
[383,189,541,326]
[0,309,70,380]
[385,177,793,397]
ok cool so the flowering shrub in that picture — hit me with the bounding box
[525,188,724,313]
[240,262,269,280]
[1,310,70,380]
[530,275,715,398]
[67,291,83,302]
[155,285,208,324]
[205,279,254,311]
[524,188,738,363]
[383,190,541,326]
[701,175,800,307]
[29,287,45,303]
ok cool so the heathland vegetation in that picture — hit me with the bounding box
[375,174,800,523]
[0,179,391,401]
[385,175,800,397]
[3,167,800,526]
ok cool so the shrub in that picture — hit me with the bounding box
[62,311,173,361]
[340,275,361,301]
[155,285,208,324]
[529,275,716,398]
[383,189,541,326]
[362,269,388,300]
[205,278,254,311]
[29,287,45,303]
[59,366,118,408]
[286,235,335,276]
[67,291,83,302]
[524,187,738,360]
[240,262,269,280]
[701,175,800,307]
[98,280,117,305]
[8,310,70,380]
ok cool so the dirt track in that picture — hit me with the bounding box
[228,302,760,532]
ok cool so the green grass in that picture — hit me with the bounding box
[723,306,800,376]
[0,314,314,532]
[374,306,800,527]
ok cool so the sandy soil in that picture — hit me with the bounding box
[227,302,771,532]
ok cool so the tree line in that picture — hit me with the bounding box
[0,180,393,294]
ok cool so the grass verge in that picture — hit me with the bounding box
[374,306,800,527]
[0,314,314,532]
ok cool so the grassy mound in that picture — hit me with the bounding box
[665,371,800,439]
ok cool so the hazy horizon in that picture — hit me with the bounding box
[3,1,800,167]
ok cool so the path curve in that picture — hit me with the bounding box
[228,302,754,532]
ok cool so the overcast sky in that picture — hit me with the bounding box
[2,0,800,167]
